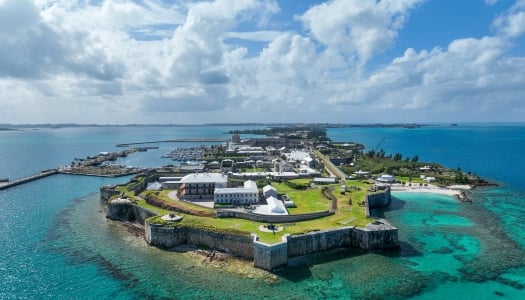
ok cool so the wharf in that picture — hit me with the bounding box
[0,169,58,190]
[58,167,140,177]
[0,147,154,191]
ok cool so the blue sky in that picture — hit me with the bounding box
[1,0,524,124]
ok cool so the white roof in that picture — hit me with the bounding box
[267,196,287,214]
[262,185,277,193]
[180,173,228,184]
[377,174,396,182]
[215,187,255,194]
[158,176,182,182]
[215,180,257,194]
[354,170,370,175]
[147,182,163,190]
[284,151,311,161]
[244,180,258,190]
[314,177,336,182]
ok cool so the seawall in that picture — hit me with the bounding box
[143,219,399,272]
[286,227,353,257]
[253,236,288,270]
[102,183,398,272]
[106,200,158,225]
[145,223,254,259]
[365,187,391,217]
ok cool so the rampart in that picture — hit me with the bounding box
[101,182,399,272]
[253,236,288,270]
[106,201,157,224]
[214,210,333,223]
[365,187,391,217]
[145,223,254,259]
[286,227,353,257]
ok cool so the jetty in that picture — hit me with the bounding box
[0,169,58,190]
[116,139,228,147]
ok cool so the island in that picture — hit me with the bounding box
[101,125,492,271]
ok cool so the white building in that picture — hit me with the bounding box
[262,185,278,199]
[266,196,288,214]
[376,174,396,183]
[275,160,294,173]
[283,150,310,162]
[214,180,259,205]
[353,170,371,178]
[314,177,337,184]
[266,197,288,215]
[178,173,228,200]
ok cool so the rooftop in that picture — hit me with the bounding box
[180,173,228,184]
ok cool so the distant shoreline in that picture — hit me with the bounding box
[3,122,523,129]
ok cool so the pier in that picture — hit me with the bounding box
[116,139,229,147]
[0,169,59,190]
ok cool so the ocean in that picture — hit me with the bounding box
[0,124,524,299]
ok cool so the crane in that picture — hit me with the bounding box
[374,138,385,152]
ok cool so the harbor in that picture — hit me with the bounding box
[161,147,205,161]
[0,147,155,191]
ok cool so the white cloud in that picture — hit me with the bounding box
[329,35,525,121]
[1,0,525,124]
[225,30,283,42]
[493,0,525,38]
[298,0,424,64]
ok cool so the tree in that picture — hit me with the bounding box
[411,155,419,163]
[394,152,403,161]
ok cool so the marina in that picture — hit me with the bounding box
[161,147,205,161]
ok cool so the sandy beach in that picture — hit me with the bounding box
[390,183,471,197]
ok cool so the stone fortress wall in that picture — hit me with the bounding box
[103,185,398,271]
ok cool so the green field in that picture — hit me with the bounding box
[114,174,376,244]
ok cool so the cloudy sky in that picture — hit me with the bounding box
[1,0,525,124]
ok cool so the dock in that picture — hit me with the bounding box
[116,139,228,147]
[0,169,59,190]
[0,147,155,191]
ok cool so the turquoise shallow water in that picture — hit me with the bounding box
[1,125,525,299]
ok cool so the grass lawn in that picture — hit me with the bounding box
[273,181,330,214]
[122,176,376,244]
[136,199,170,215]
[153,190,215,214]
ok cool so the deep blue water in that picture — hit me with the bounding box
[0,124,524,299]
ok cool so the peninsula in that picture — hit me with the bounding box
[101,125,490,271]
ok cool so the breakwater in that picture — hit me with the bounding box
[116,139,229,147]
[0,169,58,190]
